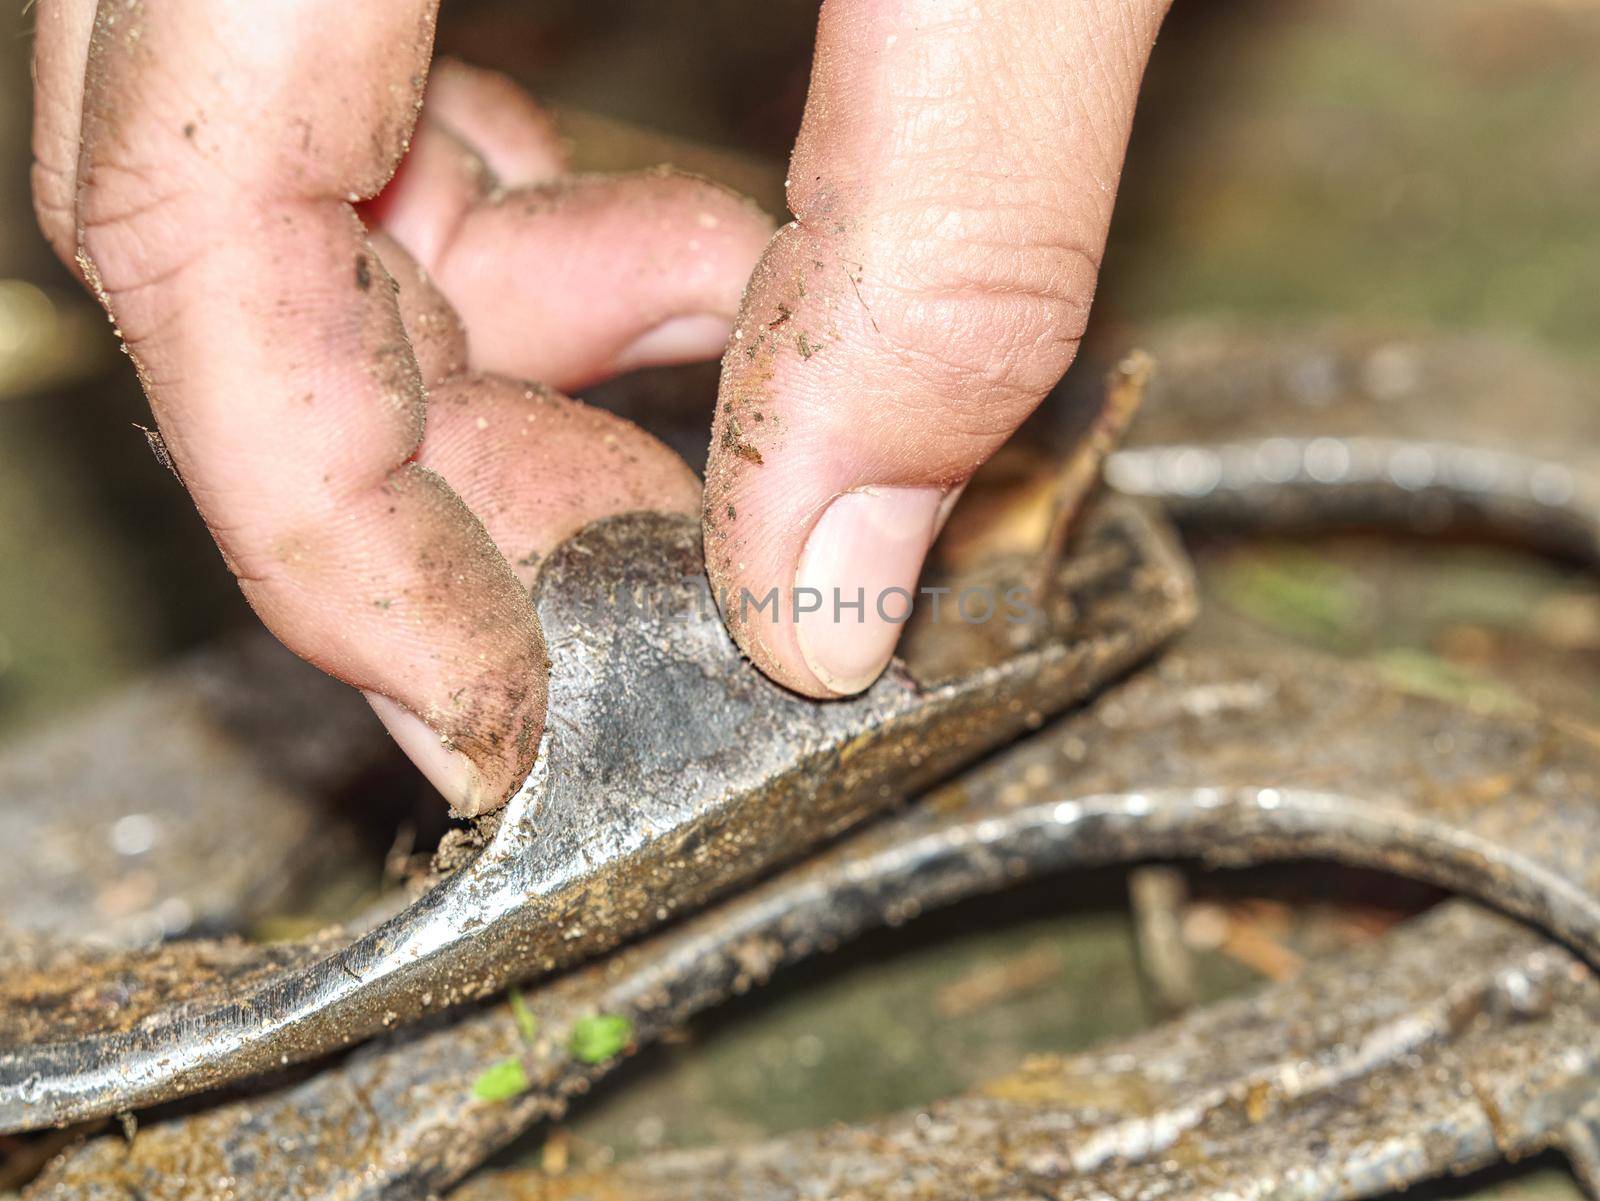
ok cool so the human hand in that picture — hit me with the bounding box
[32,0,1166,815]
[31,3,774,813]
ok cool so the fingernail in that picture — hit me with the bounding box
[794,485,944,694]
[612,313,734,373]
[363,692,484,814]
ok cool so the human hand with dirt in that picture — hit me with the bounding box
[31,0,1167,815]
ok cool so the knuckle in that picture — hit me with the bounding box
[29,161,78,268]
[863,216,1100,421]
[72,162,209,338]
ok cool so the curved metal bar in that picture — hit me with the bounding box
[1109,327,1600,560]
[28,649,1600,1200]
[451,899,1597,1201]
[0,499,1193,1132]
[1109,435,1600,562]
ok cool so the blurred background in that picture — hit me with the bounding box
[2,1,1598,1195]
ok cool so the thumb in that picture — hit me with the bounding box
[705,0,1167,697]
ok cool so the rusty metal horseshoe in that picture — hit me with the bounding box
[0,498,1193,1132]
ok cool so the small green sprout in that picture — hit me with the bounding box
[472,1057,530,1102]
[569,1014,633,1065]
[509,987,539,1044]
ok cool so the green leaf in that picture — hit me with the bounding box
[472,1057,530,1102]
[569,1014,633,1065]
[509,987,539,1044]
